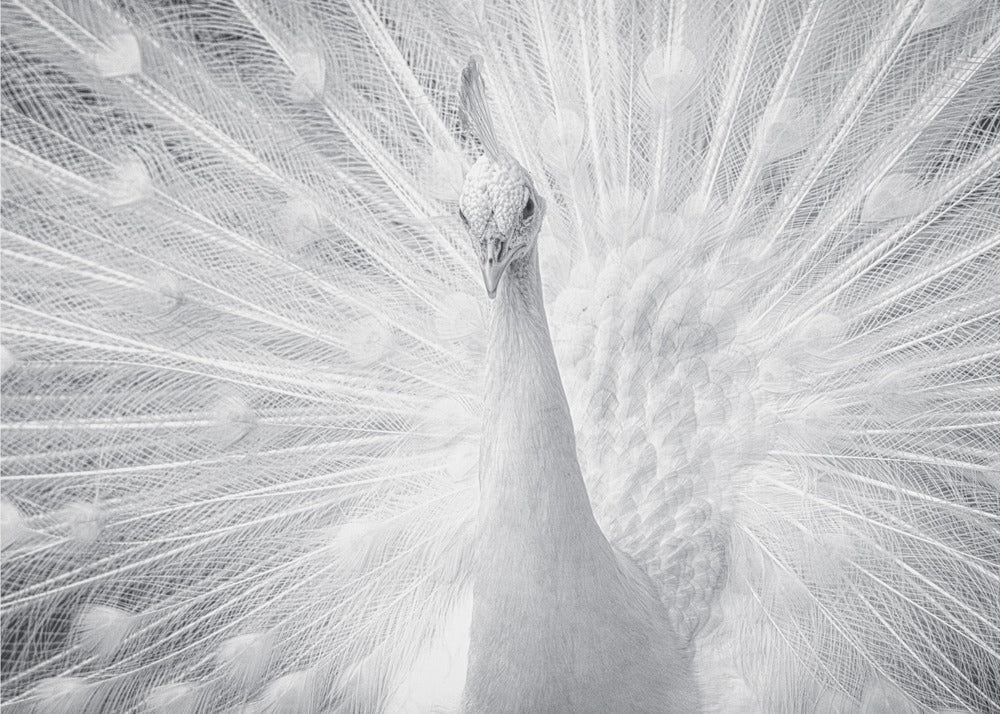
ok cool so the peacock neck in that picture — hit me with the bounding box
[464,248,695,711]
[478,246,606,547]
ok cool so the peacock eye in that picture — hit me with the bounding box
[521,195,535,221]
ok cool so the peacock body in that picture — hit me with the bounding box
[1,0,998,712]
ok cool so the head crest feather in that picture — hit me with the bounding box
[460,56,504,159]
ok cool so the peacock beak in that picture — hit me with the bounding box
[481,236,518,299]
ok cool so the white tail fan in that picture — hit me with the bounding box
[2,0,998,712]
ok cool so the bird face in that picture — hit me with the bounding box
[458,155,543,298]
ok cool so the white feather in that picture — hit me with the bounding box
[72,605,136,660]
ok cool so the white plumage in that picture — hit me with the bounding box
[1,0,998,712]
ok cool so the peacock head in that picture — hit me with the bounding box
[457,56,545,299]
[458,155,544,299]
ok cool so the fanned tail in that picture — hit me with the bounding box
[3,0,999,712]
[2,1,483,710]
[478,0,999,710]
